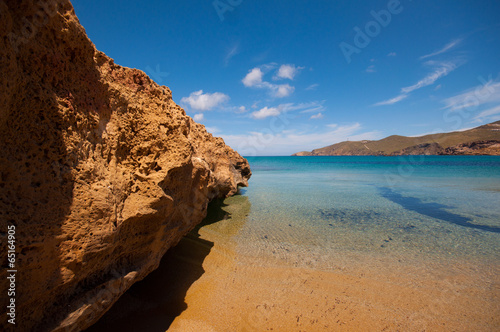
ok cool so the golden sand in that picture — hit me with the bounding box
[167,236,499,331]
[88,198,500,332]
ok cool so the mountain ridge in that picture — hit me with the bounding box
[293,121,500,156]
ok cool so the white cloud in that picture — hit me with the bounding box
[373,94,408,106]
[269,83,295,98]
[310,113,324,119]
[274,64,303,80]
[443,80,500,111]
[251,107,281,119]
[434,84,442,91]
[181,90,229,111]
[236,106,247,113]
[306,83,319,90]
[420,39,462,60]
[242,65,296,98]
[193,113,204,121]
[221,122,381,156]
[242,68,264,87]
[250,101,324,119]
[205,126,220,134]
[401,61,458,94]
[387,52,397,57]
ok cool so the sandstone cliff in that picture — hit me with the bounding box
[0,1,250,331]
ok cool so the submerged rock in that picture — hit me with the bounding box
[0,1,250,330]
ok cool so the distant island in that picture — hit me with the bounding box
[293,121,500,156]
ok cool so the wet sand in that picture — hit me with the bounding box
[88,197,500,332]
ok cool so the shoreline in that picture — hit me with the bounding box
[88,195,500,331]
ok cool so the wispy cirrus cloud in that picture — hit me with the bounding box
[373,94,408,106]
[374,37,464,107]
[420,39,462,60]
[442,79,500,114]
[401,61,459,94]
[473,105,500,123]
[374,60,462,106]
[306,83,319,90]
[224,43,239,66]
[300,106,325,114]
[366,65,376,73]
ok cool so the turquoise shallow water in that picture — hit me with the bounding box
[89,156,500,331]
[235,156,500,268]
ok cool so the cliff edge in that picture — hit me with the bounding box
[0,1,250,331]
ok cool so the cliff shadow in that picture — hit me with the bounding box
[0,70,75,330]
[85,197,236,332]
[378,186,500,233]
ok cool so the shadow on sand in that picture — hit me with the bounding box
[378,186,500,233]
[85,198,233,332]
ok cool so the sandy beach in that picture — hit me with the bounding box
[88,197,500,332]
[168,241,499,331]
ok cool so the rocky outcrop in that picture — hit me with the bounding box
[291,151,313,156]
[391,142,445,156]
[442,140,500,155]
[0,1,250,331]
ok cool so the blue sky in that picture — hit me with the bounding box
[73,0,500,156]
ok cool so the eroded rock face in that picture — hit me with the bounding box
[443,140,500,155]
[0,1,250,331]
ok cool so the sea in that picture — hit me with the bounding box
[234,156,500,266]
[88,155,500,331]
